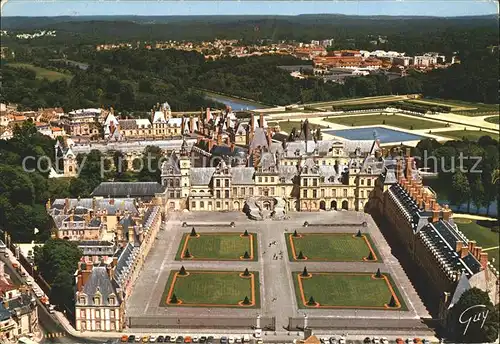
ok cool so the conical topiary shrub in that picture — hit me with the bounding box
[375,268,382,278]
[190,227,197,236]
[302,266,309,277]
[293,230,299,237]
[179,266,187,275]
[367,251,375,261]
[243,296,250,305]
[170,293,179,304]
[243,230,249,236]
[356,229,362,237]
[388,295,397,308]
[307,296,316,306]
[184,248,191,258]
[243,251,250,259]
[243,268,250,276]
[297,251,305,260]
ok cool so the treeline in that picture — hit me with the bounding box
[413,136,499,216]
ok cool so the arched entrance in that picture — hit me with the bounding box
[319,200,326,210]
[263,201,271,211]
[330,200,337,210]
[169,202,175,210]
[233,201,241,211]
[342,200,348,210]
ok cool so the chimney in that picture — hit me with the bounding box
[266,128,273,147]
[424,198,431,212]
[431,203,440,223]
[460,246,469,258]
[181,117,185,133]
[474,246,482,258]
[217,134,222,145]
[206,108,211,122]
[225,136,230,145]
[456,241,463,253]
[128,226,135,244]
[208,139,214,152]
[468,240,476,253]
[107,264,115,280]
[190,117,195,133]
[479,252,489,270]
[78,263,92,291]
[230,143,235,152]
[64,198,70,212]
[259,113,264,128]
[250,116,255,133]
[442,204,452,221]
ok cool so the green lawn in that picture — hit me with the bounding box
[440,130,499,141]
[454,217,499,270]
[325,114,446,130]
[268,121,325,134]
[6,62,73,81]
[484,116,499,124]
[176,232,257,261]
[162,270,260,308]
[285,233,380,262]
[415,98,499,115]
[294,272,407,310]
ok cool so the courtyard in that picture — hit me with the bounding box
[126,211,428,330]
[293,271,406,310]
[175,231,257,261]
[286,232,379,262]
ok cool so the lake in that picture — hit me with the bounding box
[203,92,267,111]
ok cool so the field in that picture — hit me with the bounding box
[294,272,406,310]
[324,114,445,130]
[440,130,499,141]
[162,270,259,308]
[268,121,326,134]
[454,217,499,270]
[286,233,379,262]
[485,116,500,124]
[6,62,73,81]
[176,232,257,261]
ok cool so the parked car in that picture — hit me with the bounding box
[176,337,184,343]
[184,337,192,343]
[199,336,206,343]
[157,336,165,342]
[149,336,158,342]
[121,335,129,342]
[192,337,199,343]
[242,335,250,343]
[372,337,380,344]
[256,340,263,344]
[329,337,337,344]
[228,337,235,344]
[395,338,404,344]
[363,338,371,344]
[381,338,389,344]
[127,335,135,343]
[220,336,228,344]
[235,338,241,343]
[338,337,346,344]
[207,336,214,344]
[169,336,176,343]
[142,336,150,343]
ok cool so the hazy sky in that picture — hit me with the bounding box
[2,0,498,17]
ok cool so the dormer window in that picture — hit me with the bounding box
[93,296,100,306]
[109,296,115,306]
[79,296,86,305]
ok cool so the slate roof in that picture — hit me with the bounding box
[278,165,298,183]
[118,119,138,130]
[231,167,255,184]
[51,198,139,216]
[0,303,10,321]
[114,243,136,287]
[91,182,166,198]
[82,267,118,306]
[190,167,216,186]
[249,127,269,151]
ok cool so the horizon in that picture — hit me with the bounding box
[2,1,499,18]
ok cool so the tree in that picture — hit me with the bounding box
[375,268,382,278]
[50,271,75,310]
[302,266,309,277]
[242,296,250,305]
[449,171,471,211]
[170,293,179,304]
[367,251,375,261]
[243,268,250,276]
[190,227,197,237]
[184,248,191,258]
[356,229,362,237]
[179,266,187,275]
[449,288,499,343]
[470,176,486,214]
[293,230,299,237]
[34,239,82,285]
[307,296,316,306]
[243,251,250,259]
[243,230,249,236]
[297,251,305,260]
[388,295,397,308]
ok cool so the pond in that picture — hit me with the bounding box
[322,126,425,144]
[203,92,266,111]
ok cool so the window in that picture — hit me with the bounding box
[191,202,196,209]
[80,310,85,318]
[367,179,372,186]
[96,321,101,330]
[200,201,205,209]
[303,190,308,198]
[216,201,221,208]
[225,190,230,198]
[241,188,246,196]
[169,192,175,198]
[313,179,318,187]
[313,190,317,198]
[270,187,275,195]
[360,179,364,185]
[264,177,268,183]
[332,189,337,197]
[93,296,100,305]
[270,177,274,183]
[175,179,180,187]
[225,202,229,209]
[258,177,262,183]
[282,187,285,196]
[360,190,364,198]
[343,189,347,197]
[96,310,101,319]
[321,189,325,198]
[216,190,221,198]
[249,188,254,196]
[216,179,221,187]
[225,179,229,187]
[258,187,262,196]
[233,187,238,196]
[303,179,308,187]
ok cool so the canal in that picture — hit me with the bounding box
[202,90,268,111]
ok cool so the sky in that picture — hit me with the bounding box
[2,0,498,17]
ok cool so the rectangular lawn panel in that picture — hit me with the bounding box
[286,233,379,262]
[176,232,257,261]
[325,114,445,130]
[162,270,260,308]
[440,130,499,141]
[294,272,406,310]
